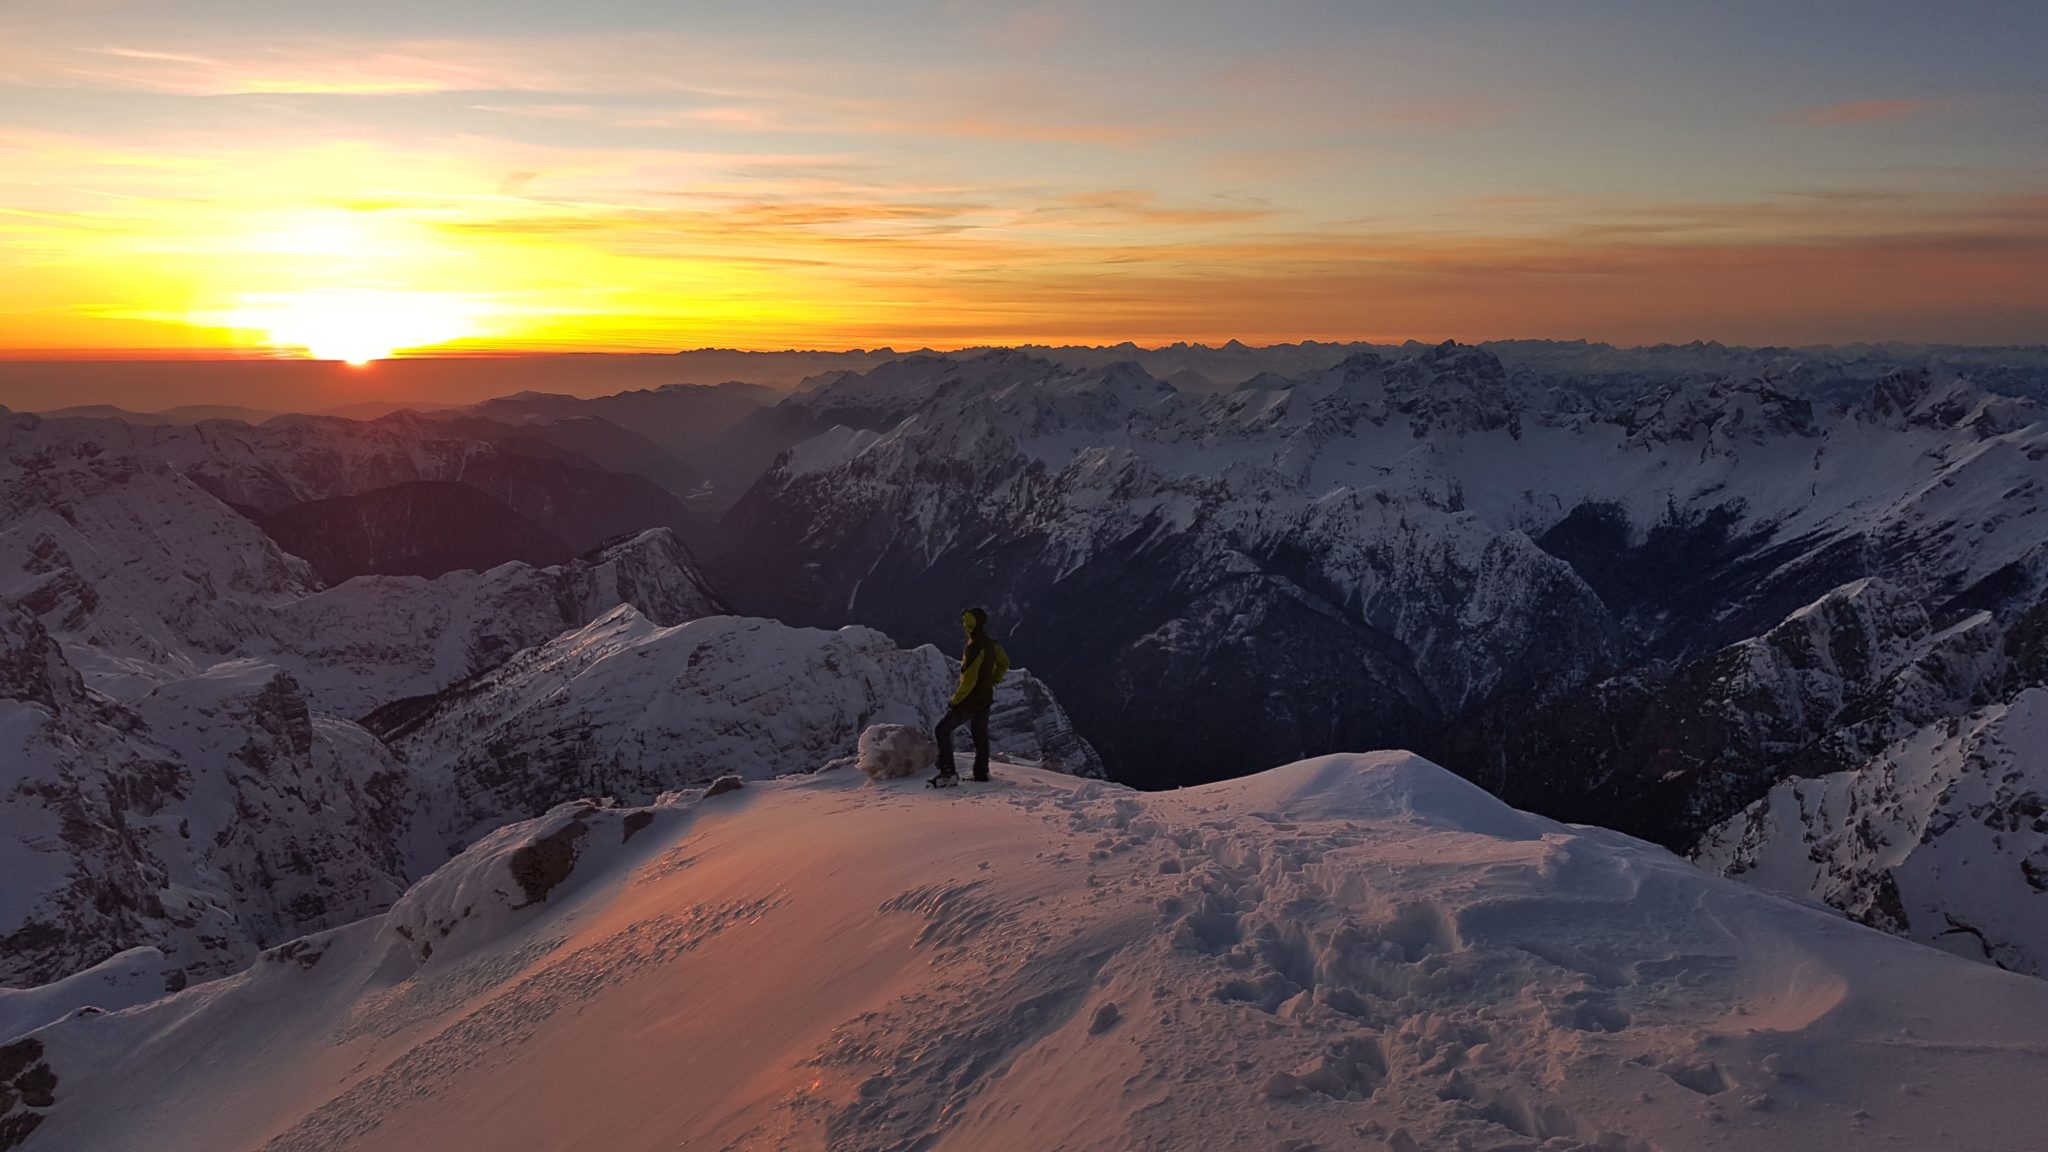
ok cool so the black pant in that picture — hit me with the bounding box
[935,702,990,779]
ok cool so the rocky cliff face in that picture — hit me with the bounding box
[1697,687,2048,975]
[0,602,413,986]
[1,411,725,709]
[0,409,321,693]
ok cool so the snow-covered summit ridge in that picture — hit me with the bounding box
[22,752,2048,1152]
[1199,751,1551,841]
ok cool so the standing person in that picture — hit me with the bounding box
[932,606,1008,786]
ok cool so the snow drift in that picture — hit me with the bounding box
[16,753,2048,1152]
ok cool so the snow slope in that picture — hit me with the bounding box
[17,753,2048,1152]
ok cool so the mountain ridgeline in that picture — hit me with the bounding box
[0,405,1100,988]
[700,344,2048,969]
[6,339,2047,983]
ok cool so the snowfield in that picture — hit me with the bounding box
[16,754,2048,1152]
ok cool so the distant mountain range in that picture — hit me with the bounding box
[9,338,2048,413]
[5,337,2048,983]
[700,343,2048,974]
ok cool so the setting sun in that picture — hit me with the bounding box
[211,288,485,364]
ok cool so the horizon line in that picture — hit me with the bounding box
[2,336,2040,364]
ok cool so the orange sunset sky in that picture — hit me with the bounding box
[2,1,2045,361]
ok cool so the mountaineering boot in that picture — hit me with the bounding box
[928,771,960,788]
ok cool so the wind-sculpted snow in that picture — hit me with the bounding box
[0,946,172,1043]
[24,754,2048,1151]
[377,792,723,977]
[712,345,2048,964]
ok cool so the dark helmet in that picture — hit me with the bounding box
[961,606,989,634]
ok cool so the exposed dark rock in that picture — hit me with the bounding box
[0,1113,43,1150]
[507,818,589,907]
[0,1042,41,1085]
[621,810,655,843]
[263,939,324,969]
[13,1065,53,1110]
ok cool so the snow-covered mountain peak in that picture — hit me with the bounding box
[1856,366,2041,437]
[712,343,2048,982]
[797,348,1065,414]
[1199,749,1551,840]
[371,609,1103,831]
[1,417,321,686]
[1700,686,2048,974]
